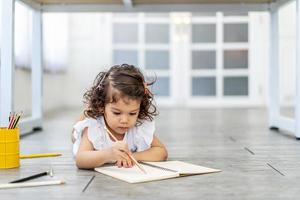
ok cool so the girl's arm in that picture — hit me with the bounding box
[75,128,113,169]
[71,111,86,143]
[76,128,133,169]
[132,135,168,162]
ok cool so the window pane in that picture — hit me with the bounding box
[145,13,169,18]
[145,24,169,44]
[113,50,138,66]
[114,13,138,18]
[150,77,170,96]
[192,24,216,43]
[192,13,216,17]
[192,77,216,96]
[192,51,216,69]
[224,23,248,42]
[224,76,248,96]
[113,23,138,43]
[224,50,248,69]
[145,50,169,70]
[223,13,248,16]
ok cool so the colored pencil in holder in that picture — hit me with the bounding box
[7,113,15,129]
[9,112,12,122]
[12,112,22,129]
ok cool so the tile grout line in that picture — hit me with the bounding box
[267,163,285,176]
[244,147,255,155]
[229,136,236,142]
[82,175,95,193]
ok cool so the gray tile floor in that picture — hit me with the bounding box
[1,108,300,199]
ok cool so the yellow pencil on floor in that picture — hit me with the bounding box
[20,153,62,159]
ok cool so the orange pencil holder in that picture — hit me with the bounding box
[0,128,20,169]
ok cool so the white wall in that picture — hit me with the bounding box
[62,13,112,108]
[14,69,66,115]
[249,12,269,106]
[279,2,296,107]
[14,13,113,115]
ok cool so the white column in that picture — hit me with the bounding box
[295,0,300,138]
[0,0,15,127]
[31,8,43,119]
[268,8,280,129]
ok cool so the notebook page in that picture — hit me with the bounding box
[143,161,221,175]
[95,164,179,183]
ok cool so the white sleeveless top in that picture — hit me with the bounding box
[72,116,155,156]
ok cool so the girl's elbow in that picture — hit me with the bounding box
[161,147,168,161]
[75,154,88,169]
[75,157,83,169]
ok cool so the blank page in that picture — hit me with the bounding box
[143,161,221,175]
[95,164,179,183]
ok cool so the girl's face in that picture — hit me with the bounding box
[104,98,141,135]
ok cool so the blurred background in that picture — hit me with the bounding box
[0,1,296,118]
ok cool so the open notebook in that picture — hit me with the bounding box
[95,161,221,183]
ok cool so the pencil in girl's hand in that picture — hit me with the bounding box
[104,127,147,174]
[104,127,118,141]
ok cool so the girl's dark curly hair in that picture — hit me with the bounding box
[83,64,158,125]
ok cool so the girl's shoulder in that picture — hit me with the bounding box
[130,119,155,133]
[138,119,155,130]
[73,117,95,128]
[73,116,106,141]
[129,119,155,139]
[72,116,107,155]
[73,116,105,128]
[126,119,156,152]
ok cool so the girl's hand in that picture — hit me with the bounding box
[110,141,133,168]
